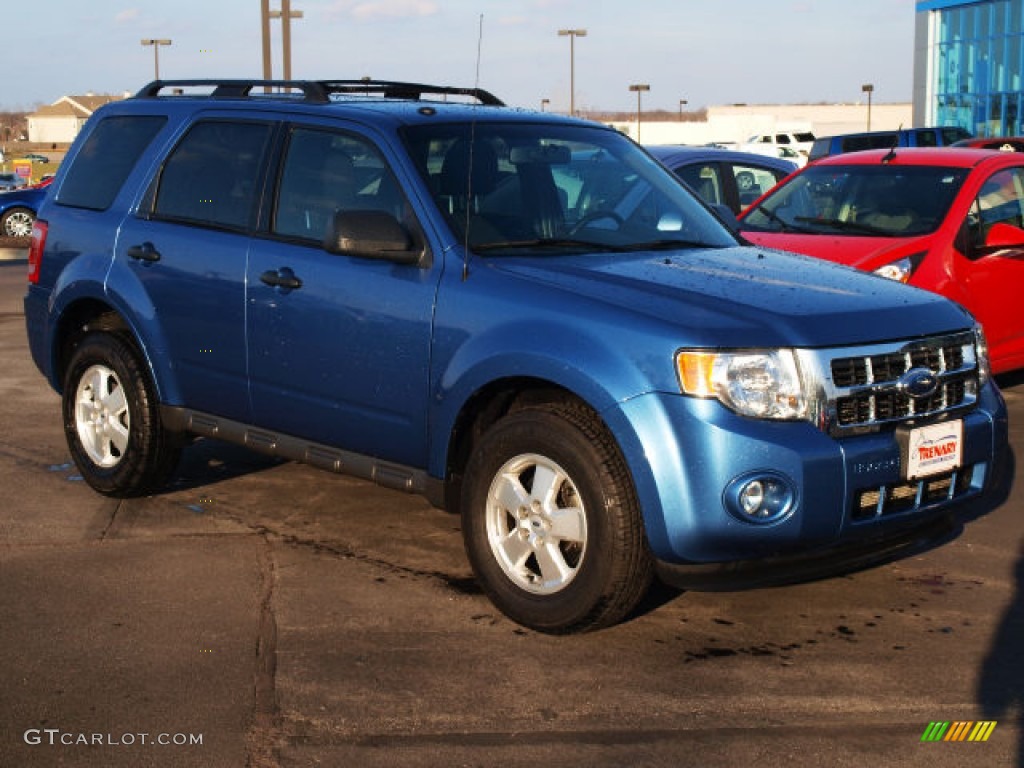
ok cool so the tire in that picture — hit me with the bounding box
[461,402,653,633]
[1,206,35,237]
[62,333,182,497]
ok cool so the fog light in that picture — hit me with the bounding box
[725,472,795,524]
[739,480,766,515]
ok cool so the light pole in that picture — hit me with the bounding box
[541,98,550,112]
[140,39,172,80]
[679,98,688,121]
[557,28,586,116]
[862,83,874,131]
[629,83,650,141]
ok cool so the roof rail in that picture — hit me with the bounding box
[319,80,504,106]
[134,79,504,106]
[135,80,331,102]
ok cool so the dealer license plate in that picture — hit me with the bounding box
[902,420,963,481]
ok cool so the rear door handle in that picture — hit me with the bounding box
[127,242,161,262]
[259,267,303,291]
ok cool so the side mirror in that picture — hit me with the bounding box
[324,210,422,265]
[982,221,1024,251]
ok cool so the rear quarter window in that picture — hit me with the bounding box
[56,115,167,211]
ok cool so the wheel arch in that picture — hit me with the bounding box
[50,297,179,406]
[440,377,624,516]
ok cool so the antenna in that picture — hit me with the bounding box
[462,13,484,282]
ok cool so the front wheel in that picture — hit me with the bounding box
[461,402,653,633]
[62,333,182,497]
[1,206,35,237]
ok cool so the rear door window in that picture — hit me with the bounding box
[675,163,724,207]
[152,120,273,231]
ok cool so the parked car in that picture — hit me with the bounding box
[647,145,796,215]
[737,147,1024,373]
[0,172,27,192]
[24,79,1007,633]
[952,136,1024,152]
[22,153,50,163]
[0,185,47,237]
[808,127,972,162]
[744,131,816,158]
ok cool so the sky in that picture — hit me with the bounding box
[2,0,917,113]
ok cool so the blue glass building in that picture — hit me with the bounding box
[915,0,1024,135]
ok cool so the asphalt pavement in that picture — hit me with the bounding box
[0,258,1021,767]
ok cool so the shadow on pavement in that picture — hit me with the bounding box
[164,436,287,493]
[978,541,1024,767]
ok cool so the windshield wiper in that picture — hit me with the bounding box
[750,203,811,233]
[471,237,718,254]
[471,238,623,253]
[618,239,719,252]
[793,216,890,236]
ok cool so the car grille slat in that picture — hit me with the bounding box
[853,466,975,521]
[824,332,979,434]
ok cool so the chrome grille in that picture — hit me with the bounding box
[811,332,980,435]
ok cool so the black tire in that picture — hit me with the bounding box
[1,206,35,237]
[62,333,182,497]
[461,402,653,633]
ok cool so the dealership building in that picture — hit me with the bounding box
[915,0,1024,135]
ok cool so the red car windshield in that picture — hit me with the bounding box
[741,164,969,237]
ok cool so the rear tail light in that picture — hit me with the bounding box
[27,219,46,285]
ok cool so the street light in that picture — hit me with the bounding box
[541,98,550,112]
[557,28,587,116]
[679,98,688,121]
[629,83,650,141]
[862,83,874,131]
[140,39,172,80]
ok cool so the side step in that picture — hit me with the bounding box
[161,405,445,507]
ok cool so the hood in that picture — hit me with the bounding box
[489,244,973,350]
[740,230,939,272]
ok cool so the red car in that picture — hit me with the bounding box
[953,136,1024,152]
[737,148,1024,373]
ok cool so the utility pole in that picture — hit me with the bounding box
[261,0,304,85]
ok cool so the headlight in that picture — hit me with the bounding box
[872,252,926,283]
[676,349,808,420]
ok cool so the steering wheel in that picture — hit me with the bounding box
[567,210,625,235]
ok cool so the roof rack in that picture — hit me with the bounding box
[320,80,504,106]
[134,79,504,106]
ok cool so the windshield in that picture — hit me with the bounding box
[741,164,969,237]
[401,122,736,255]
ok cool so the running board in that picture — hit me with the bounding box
[160,405,445,507]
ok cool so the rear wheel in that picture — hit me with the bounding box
[461,402,653,633]
[63,333,182,497]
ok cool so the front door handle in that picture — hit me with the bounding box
[127,242,161,262]
[259,267,303,291]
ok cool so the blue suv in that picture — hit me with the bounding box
[24,80,1008,632]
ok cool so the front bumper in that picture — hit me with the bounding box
[608,382,1008,565]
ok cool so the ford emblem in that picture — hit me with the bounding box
[900,367,940,399]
